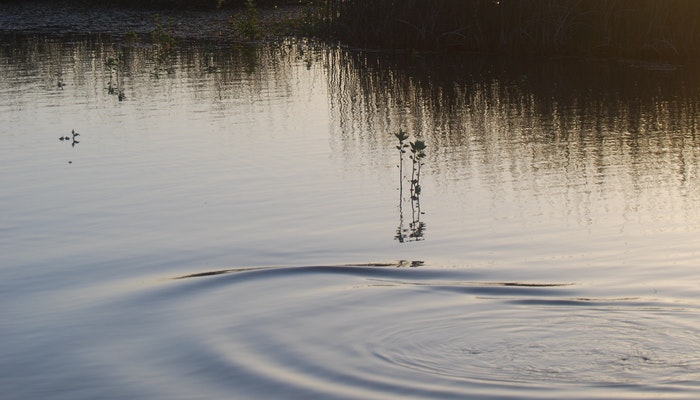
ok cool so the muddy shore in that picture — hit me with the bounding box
[0,1,309,42]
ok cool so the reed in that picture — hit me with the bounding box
[319,0,700,60]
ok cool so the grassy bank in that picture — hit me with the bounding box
[319,0,700,61]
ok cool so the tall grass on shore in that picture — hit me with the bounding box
[319,0,700,60]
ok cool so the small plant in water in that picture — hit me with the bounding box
[394,129,410,191]
[151,15,176,51]
[124,31,139,45]
[59,129,80,148]
[151,15,177,76]
[393,130,427,243]
[232,0,260,41]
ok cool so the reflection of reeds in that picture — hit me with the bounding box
[151,15,177,76]
[105,50,127,100]
[0,36,314,115]
[326,46,700,228]
[320,0,700,60]
[394,130,426,243]
[326,46,700,152]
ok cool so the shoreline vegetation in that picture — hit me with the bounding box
[2,1,700,62]
[321,0,700,62]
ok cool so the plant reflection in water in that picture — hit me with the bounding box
[394,130,426,243]
[105,52,126,101]
[59,129,80,148]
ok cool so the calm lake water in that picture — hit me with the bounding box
[2,35,700,399]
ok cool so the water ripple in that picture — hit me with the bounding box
[79,264,700,399]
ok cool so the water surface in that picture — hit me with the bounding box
[2,35,700,399]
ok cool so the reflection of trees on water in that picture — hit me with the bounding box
[325,48,700,225]
[4,36,700,228]
[0,35,316,117]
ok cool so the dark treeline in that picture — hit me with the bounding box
[319,0,700,60]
